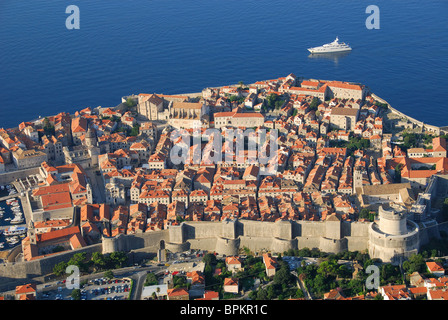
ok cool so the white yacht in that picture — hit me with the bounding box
[10,216,24,224]
[308,37,352,54]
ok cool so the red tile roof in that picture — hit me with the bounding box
[15,283,37,295]
[37,226,80,243]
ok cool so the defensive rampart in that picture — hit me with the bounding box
[371,93,447,135]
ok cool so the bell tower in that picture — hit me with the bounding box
[28,220,37,245]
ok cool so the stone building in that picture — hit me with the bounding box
[137,94,165,121]
[213,112,264,129]
[12,148,48,170]
[168,101,207,129]
[326,81,368,101]
[330,107,359,131]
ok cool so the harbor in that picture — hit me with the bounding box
[0,185,27,251]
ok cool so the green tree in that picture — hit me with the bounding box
[145,273,158,286]
[394,163,403,183]
[359,208,370,220]
[256,288,268,300]
[108,251,128,268]
[317,260,337,278]
[203,253,217,265]
[298,247,311,257]
[129,123,140,136]
[273,263,295,287]
[43,117,55,136]
[266,284,276,300]
[67,252,88,273]
[295,288,305,299]
[125,97,137,109]
[173,275,188,288]
[104,270,115,280]
[402,254,426,274]
[309,97,320,111]
[53,261,68,277]
[71,289,81,300]
[91,252,107,271]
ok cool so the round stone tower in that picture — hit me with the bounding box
[377,205,408,236]
[368,204,419,264]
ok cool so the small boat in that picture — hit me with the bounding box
[10,216,24,224]
[6,237,20,245]
[4,226,27,236]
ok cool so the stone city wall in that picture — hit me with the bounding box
[0,244,102,282]
[0,167,41,186]
[371,93,447,135]
[100,219,372,257]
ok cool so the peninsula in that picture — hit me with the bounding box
[0,73,448,301]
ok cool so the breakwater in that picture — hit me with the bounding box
[371,93,448,135]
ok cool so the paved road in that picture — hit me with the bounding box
[292,271,312,300]
[130,271,148,300]
[0,263,163,299]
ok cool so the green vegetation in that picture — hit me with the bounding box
[419,232,448,258]
[42,117,55,136]
[125,97,137,109]
[71,289,81,300]
[173,274,190,289]
[374,101,388,110]
[402,254,427,274]
[358,208,376,222]
[249,260,302,300]
[265,93,285,110]
[52,245,65,253]
[104,270,115,280]
[144,272,158,286]
[101,115,121,122]
[394,163,403,183]
[283,248,380,299]
[53,251,129,277]
[308,97,320,111]
[400,132,435,150]
[129,123,140,136]
[329,136,370,156]
[229,95,245,104]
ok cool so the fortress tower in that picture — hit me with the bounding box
[368,204,419,264]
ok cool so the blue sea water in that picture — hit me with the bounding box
[1,0,447,128]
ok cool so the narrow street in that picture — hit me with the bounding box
[292,271,312,300]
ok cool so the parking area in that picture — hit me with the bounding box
[39,277,132,300]
[85,277,131,300]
